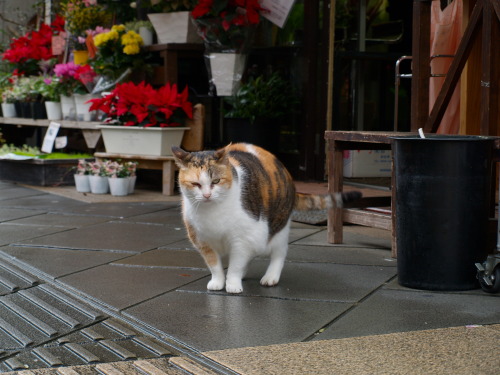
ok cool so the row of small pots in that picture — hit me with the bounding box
[1,94,100,122]
[74,174,136,196]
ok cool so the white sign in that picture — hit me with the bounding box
[260,0,296,28]
[41,122,61,153]
[55,136,68,149]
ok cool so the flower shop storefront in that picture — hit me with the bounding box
[0,0,398,181]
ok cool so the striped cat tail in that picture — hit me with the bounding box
[295,191,362,211]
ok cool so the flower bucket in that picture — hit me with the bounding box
[60,95,76,121]
[148,12,201,44]
[208,53,247,96]
[98,125,189,156]
[45,101,62,121]
[1,103,17,118]
[73,50,89,65]
[89,175,109,194]
[74,94,97,122]
[74,174,90,193]
[139,27,153,46]
[108,177,131,196]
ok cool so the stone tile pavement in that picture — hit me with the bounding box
[0,181,498,374]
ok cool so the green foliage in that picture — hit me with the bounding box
[224,72,299,124]
[0,144,92,159]
[125,20,153,33]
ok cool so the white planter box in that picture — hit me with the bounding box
[98,125,188,156]
[148,12,201,44]
[343,150,392,178]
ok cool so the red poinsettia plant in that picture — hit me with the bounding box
[2,15,65,76]
[191,0,267,52]
[88,81,193,127]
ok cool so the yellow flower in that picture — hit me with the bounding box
[93,33,106,47]
[112,24,126,33]
[123,43,140,55]
[121,31,143,46]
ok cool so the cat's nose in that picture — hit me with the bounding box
[203,192,211,199]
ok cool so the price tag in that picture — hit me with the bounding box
[51,32,66,55]
[55,136,68,149]
[261,0,296,28]
[41,122,61,153]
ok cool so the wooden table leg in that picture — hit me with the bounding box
[327,140,344,244]
[391,151,398,258]
[162,160,176,196]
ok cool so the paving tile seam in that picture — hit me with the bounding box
[108,263,208,272]
[302,274,399,342]
[173,289,357,304]
[6,244,140,255]
[282,258,397,267]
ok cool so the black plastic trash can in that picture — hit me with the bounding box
[393,135,494,291]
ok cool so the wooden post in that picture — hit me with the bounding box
[410,0,431,131]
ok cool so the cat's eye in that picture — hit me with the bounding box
[212,179,220,184]
[191,182,201,188]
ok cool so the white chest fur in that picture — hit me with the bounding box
[182,182,270,257]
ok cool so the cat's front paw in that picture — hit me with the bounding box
[260,274,280,287]
[225,279,243,294]
[207,277,225,291]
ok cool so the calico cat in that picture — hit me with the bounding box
[172,143,361,294]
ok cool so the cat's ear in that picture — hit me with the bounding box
[172,146,190,168]
[214,144,230,163]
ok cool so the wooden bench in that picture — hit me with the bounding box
[326,131,500,258]
[325,131,418,257]
[94,104,205,196]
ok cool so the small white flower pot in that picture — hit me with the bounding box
[1,103,17,118]
[108,177,130,196]
[89,175,109,194]
[45,101,62,121]
[74,174,91,193]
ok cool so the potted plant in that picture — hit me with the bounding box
[90,24,147,85]
[104,160,138,196]
[191,0,268,95]
[61,0,112,65]
[54,62,97,121]
[141,0,200,44]
[88,160,109,194]
[35,77,62,120]
[74,159,92,192]
[224,72,299,153]
[88,80,194,156]
[0,74,17,118]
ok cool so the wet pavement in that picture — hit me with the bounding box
[0,181,499,374]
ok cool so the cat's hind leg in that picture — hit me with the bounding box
[260,223,290,287]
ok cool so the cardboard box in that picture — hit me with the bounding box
[343,150,392,178]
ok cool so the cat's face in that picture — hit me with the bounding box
[172,147,233,204]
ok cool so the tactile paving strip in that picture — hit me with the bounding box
[0,258,175,373]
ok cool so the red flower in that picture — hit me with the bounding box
[88,81,193,127]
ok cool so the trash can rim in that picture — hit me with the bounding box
[390,135,498,141]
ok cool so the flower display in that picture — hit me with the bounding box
[88,160,108,176]
[75,159,92,175]
[54,62,96,96]
[191,0,267,52]
[105,160,138,178]
[88,81,193,127]
[90,24,145,81]
[61,0,111,49]
[1,17,64,75]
